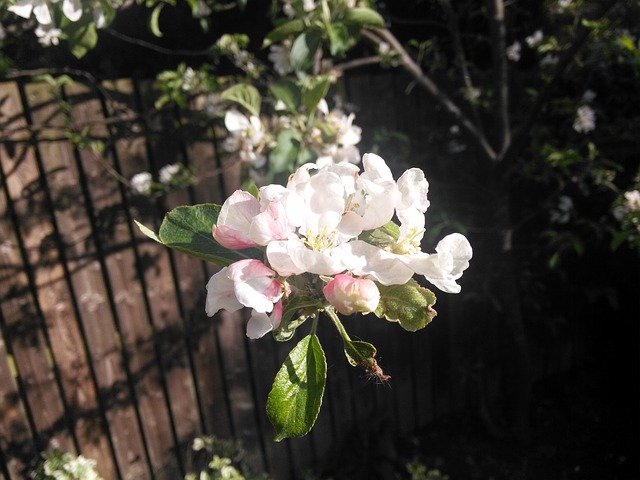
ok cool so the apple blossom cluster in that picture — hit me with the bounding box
[130,163,192,195]
[7,0,108,46]
[223,98,362,169]
[205,153,472,339]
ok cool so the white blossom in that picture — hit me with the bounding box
[130,171,153,194]
[159,163,180,184]
[9,0,53,25]
[268,41,293,76]
[35,24,62,46]
[506,41,521,61]
[93,3,106,28]
[0,23,6,41]
[550,195,574,224]
[192,0,212,18]
[526,30,544,48]
[465,86,481,101]
[303,0,316,12]
[573,105,596,133]
[62,0,82,22]
[540,54,559,67]
[624,190,640,211]
[558,0,572,8]
[223,109,266,167]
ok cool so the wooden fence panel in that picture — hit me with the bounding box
[0,81,78,457]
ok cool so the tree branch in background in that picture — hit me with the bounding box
[330,56,382,74]
[488,0,511,161]
[362,28,498,161]
[440,0,486,136]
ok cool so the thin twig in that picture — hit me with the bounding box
[104,28,214,57]
[488,0,511,160]
[440,0,486,136]
[331,56,382,74]
[363,27,497,161]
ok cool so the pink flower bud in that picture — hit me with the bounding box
[323,274,380,316]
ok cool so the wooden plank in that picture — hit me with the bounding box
[0,81,77,454]
[101,78,185,480]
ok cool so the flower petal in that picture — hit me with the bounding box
[340,240,414,286]
[247,311,274,339]
[205,267,242,316]
[63,0,82,21]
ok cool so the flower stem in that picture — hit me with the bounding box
[324,307,351,343]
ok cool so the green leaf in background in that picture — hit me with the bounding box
[150,4,164,37]
[344,7,385,29]
[289,30,323,72]
[302,75,330,113]
[326,23,351,57]
[220,84,262,117]
[375,279,437,332]
[263,19,306,47]
[296,146,317,166]
[269,79,302,111]
[65,20,98,58]
[270,130,301,173]
[266,334,327,441]
[136,204,263,266]
[358,221,401,248]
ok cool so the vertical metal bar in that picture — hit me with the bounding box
[0,300,39,454]
[0,439,13,480]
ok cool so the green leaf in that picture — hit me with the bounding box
[150,4,164,37]
[289,30,323,72]
[296,147,317,166]
[326,23,351,57]
[65,21,98,58]
[220,84,261,117]
[273,295,323,342]
[343,339,377,367]
[267,334,327,441]
[263,19,306,47]
[358,221,400,248]
[375,279,437,332]
[302,76,330,113]
[269,130,300,174]
[269,79,302,111]
[155,204,263,266]
[344,7,385,28]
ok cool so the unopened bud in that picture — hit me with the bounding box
[323,274,380,316]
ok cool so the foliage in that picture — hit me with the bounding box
[187,436,270,480]
[32,450,102,480]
